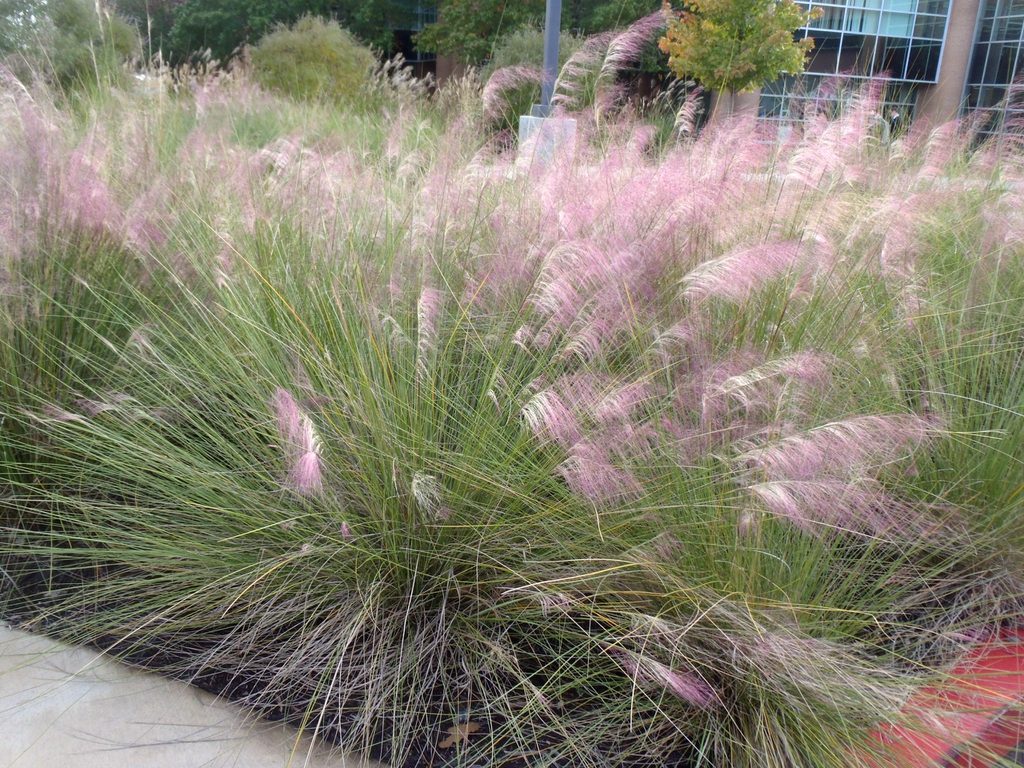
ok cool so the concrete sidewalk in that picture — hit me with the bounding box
[0,626,381,768]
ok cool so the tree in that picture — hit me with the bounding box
[0,0,46,56]
[165,0,415,62]
[416,0,544,65]
[167,0,313,61]
[110,0,184,58]
[659,0,815,96]
[1,0,137,87]
[417,1,665,64]
[330,0,419,53]
[568,0,662,34]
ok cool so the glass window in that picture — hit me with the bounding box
[808,4,848,30]
[877,37,910,77]
[983,42,1020,84]
[913,13,946,38]
[906,41,942,80]
[880,11,913,35]
[967,43,987,84]
[836,33,875,73]
[992,14,1024,41]
[886,0,917,12]
[979,84,1007,107]
[917,0,950,14]
[846,9,880,33]
[806,32,842,73]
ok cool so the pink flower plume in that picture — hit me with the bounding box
[738,414,936,482]
[482,66,543,122]
[612,649,719,709]
[557,440,642,504]
[682,241,804,304]
[272,387,324,497]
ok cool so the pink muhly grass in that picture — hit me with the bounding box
[416,286,443,381]
[651,319,706,359]
[272,387,324,497]
[674,86,705,138]
[601,421,660,462]
[289,451,324,497]
[611,649,719,709]
[738,413,936,482]
[598,12,667,85]
[682,241,804,304]
[701,352,832,416]
[746,478,909,538]
[482,66,543,122]
[39,404,87,423]
[522,389,583,448]
[522,372,608,447]
[918,121,962,180]
[593,380,656,424]
[531,240,662,361]
[557,440,642,504]
[57,140,124,237]
[552,32,614,109]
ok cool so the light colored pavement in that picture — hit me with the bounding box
[0,625,381,768]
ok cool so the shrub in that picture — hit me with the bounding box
[484,25,584,76]
[250,16,375,105]
[3,65,1024,768]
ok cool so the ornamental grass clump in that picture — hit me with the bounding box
[1,51,1024,768]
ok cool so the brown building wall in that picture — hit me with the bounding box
[915,0,984,126]
[434,54,465,84]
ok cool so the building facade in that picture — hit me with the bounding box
[759,0,1024,131]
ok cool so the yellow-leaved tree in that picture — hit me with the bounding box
[659,0,818,112]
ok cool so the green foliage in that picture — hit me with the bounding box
[0,0,46,55]
[417,0,665,63]
[250,16,376,105]
[417,0,545,64]
[329,0,420,52]
[48,0,138,89]
[167,0,314,61]
[567,0,663,33]
[4,0,139,90]
[483,24,584,75]
[164,0,416,62]
[110,0,181,57]
[659,0,815,93]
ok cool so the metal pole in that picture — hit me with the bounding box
[539,0,562,115]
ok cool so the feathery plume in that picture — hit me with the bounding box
[411,471,445,519]
[682,241,804,303]
[598,12,667,86]
[482,66,543,123]
[416,286,443,382]
[702,352,831,416]
[738,414,936,481]
[612,649,719,709]
[557,440,642,503]
[272,387,324,497]
[746,478,904,537]
[522,389,582,448]
[593,380,655,424]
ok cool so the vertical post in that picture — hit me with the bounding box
[520,0,575,163]
[538,0,562,116]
